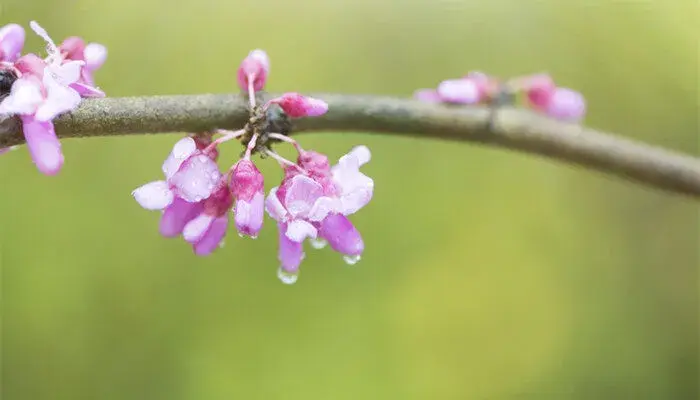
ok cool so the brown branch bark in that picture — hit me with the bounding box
[1,93,698,199]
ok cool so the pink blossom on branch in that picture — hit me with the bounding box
[266,146,373,283]
[268,92,328,118]
[230,159,265,238]
[0,21,106,174]
[237,49,270,93]
[414,70,587,122]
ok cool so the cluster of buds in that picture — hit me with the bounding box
[0,22,106,173]
[414,71,586,122]
[132,50,374,284]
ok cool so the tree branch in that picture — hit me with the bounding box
[1,93,699,199]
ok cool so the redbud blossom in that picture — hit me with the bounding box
[268,92,329,118]
[237,49,270,92]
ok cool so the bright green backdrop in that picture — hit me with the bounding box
[1,1,697,399]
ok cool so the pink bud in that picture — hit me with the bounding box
[543,87,586,121]
[0,23,25,63]
[436,79,483,104]
[524,74,557,109]
[230,159,264,201]
[231,160,265,237]
[237,49,270,92]
[270,92,328,118]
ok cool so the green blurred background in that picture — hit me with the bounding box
[1,0,697,399]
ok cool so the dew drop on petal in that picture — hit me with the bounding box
[277,267,298,285]
[343,254,361,265]
[310,238,327,249]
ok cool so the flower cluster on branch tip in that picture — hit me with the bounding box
[414,71,586,122]
[131,49,374,285]
[0,21,106,173]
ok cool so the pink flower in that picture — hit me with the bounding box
[0,21,105,175]
[266,146,374,283]
[132,137,224,247]
[415,72,492,105]
[523,74,586,121]
[132,137,221,210]
[237,49,269,92]
[0,23,24,62]
[266,174,336,243]
[58,36,107,96]
[182,180,233,256]
[230,159,265,238]
[268,92,328,118]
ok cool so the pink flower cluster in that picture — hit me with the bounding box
[0,21,107,173]
[132,50,374,284]
[414,71,586,122]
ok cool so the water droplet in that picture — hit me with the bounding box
[218,241,225,248]
[277,267,298,285]
[309,238,327,249]
[343,254,361,265]
[193,195,203,202]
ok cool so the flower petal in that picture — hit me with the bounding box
[70,82,105,98]
[345,145,371,167]
[0,78,43,115]
[234,192,264,237]
[159,197,203,237]
[182,213,214,243]
[278,222,305,273]
[50,60,83,85]
[169,154,222,202]
[285,219,317,243]
[162,137,197,179]
[307,196,339,222]
[193,216,228,256]
[265,187,288,221]
[318,213,364,256]
[83,43,107,71]
[21,116,64,175]
[285,175,324,218]
[131,180,173,210]
[34,70,81,122]
[437,78,481,104]
[0,23,25,62]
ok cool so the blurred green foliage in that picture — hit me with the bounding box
[1,0,697,399]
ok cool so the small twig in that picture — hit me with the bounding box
[1,93,699,199]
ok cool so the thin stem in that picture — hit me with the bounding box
[0,93,698,199]
[245,132,258,159]
[268,132,304,153]
[204,128,244,153]
[264,149,304,172]
[247,75,256,109]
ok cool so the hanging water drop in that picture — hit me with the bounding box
[277,267,299,285]
[343,254,361,265]
[309,238,327,250]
